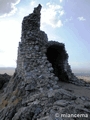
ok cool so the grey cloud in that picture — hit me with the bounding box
[0,0,20,17]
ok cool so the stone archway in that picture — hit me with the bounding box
[46,41,69,82]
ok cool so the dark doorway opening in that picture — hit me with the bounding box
[46,44,68,81]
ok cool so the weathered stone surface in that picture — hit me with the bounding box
[0,4,90,120]
[54,100,71,107]
[25,81,37,91]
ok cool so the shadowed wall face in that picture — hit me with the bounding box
[46,44,69,81]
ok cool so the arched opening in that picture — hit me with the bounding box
[46,43,69,82]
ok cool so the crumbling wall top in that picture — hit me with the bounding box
[33,4,42,14]
[21,4,42,41]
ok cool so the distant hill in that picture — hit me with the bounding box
[0,67,90,76]
[72,68,90,76]
[72,68,90,73]
[0,67,15,75]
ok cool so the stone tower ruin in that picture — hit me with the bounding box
[1,4,90,120]
[16,4,78,84]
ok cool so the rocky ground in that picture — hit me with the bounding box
[0,73,11,90]
[0,73,90,120]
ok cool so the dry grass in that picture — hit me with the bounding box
[77,76,90,83]
[1,99,8,108]
[0,100,8,109]
[0,97,21,109]
[0,88,21,109]
[13,97,21,105]
[12,89,18,96]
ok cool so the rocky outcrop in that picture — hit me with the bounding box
[0,73,11,90]
[0,4,90,120]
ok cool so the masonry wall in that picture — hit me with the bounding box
[16,4,78,84]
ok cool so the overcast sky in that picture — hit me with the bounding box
[0,0,90,70]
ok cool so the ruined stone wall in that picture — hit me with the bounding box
[0,4,90,120]
[16,4,78,84]
[16,4,60,91]
[17,4,48,78]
